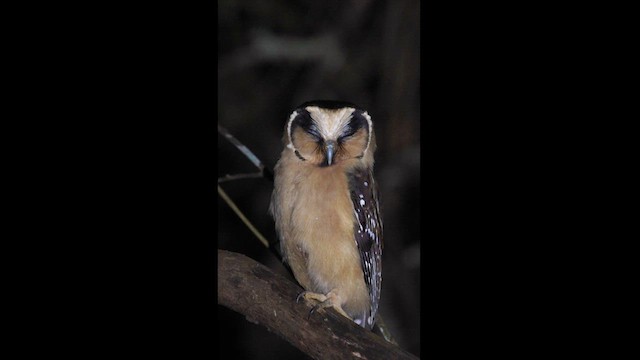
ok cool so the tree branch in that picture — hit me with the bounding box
[218,249,418,360]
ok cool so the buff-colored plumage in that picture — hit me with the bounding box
[270,102,382,329]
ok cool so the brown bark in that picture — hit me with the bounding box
[218,249,418,360]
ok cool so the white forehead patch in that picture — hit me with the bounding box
[305,106,355,140]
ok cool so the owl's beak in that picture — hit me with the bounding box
[325,140,336,166]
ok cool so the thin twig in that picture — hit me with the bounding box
[218,124,274,182]
[218,172,264,183]
[217,185,270,248]
[218,124,265,171]
[217,124,279,260]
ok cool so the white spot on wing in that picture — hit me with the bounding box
[360,199,365,206]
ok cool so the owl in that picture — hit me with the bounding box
[269,100,383,329]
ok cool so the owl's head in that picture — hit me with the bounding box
[284,100,376,168]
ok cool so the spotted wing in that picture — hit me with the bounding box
[348,166,383,330]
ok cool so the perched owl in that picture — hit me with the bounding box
[269,100,383,330]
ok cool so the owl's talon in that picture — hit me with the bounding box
[310,304,320,316]
[297,290,350,321]
[296,290,327,304]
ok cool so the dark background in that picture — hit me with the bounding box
[217,0,421,358]
[15,1,609,358]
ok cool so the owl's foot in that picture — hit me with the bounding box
[296,290,350,320]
